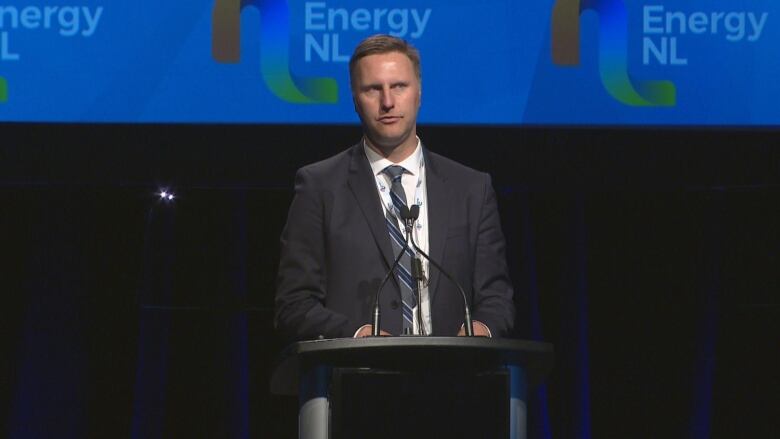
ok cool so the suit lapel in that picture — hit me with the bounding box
[347,144,395,269]
[423,148,452,305]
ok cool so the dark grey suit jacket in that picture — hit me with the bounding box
[274,143,515,340]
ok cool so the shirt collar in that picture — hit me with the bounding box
[363,137,423,177]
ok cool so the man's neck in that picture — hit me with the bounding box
[364,135,418,163]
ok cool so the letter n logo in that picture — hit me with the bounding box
[551,0,675,106]
[212,0,338,103]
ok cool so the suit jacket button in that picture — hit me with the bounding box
[390,300,399,309]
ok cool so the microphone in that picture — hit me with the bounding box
[371,204,415,337]
[407,218,475,337]
[405,204,420,232]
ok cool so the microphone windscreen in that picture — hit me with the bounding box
[399,204,412,220]
[409,204,420,220]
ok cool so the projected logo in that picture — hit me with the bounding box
[551,0,676,106]
[0,5,104,105]
[212,0,338,103]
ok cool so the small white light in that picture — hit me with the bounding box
[158,190,176,202]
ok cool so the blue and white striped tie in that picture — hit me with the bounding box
[383,165,416,333]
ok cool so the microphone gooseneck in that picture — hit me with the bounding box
[371,204,414,336]
[405,205,426,336]
[372,203,474,337]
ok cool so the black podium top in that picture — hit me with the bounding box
[270,337,554,395]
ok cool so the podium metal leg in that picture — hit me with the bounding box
[299,365,330,439]
[508,365,527,439]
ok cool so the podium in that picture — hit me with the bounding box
[271,337,553,439]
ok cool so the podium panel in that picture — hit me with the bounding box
[271,337,553,439]
[331,368,509,438]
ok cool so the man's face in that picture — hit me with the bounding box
[352,51,421,155]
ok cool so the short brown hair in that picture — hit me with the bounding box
[349,34,421,91]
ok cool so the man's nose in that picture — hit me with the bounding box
[380,88,394,110]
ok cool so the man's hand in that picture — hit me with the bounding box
[354,324,392,338]
[457,320,491,337]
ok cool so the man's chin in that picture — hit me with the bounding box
[368,130,413,149]
[372,139,410,154]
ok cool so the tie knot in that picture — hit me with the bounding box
[384,165,405,181]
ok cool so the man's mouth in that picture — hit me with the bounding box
[378,115,401,124]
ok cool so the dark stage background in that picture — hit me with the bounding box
[1,124,779,438]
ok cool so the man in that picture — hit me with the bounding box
[275,34,514,340]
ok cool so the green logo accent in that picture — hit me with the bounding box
[212,0,338,104]
[552,0,675,106]
[0,77,7,102]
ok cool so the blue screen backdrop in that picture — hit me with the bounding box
[0,0,777,125]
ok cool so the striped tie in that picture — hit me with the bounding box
[383,165,416,333]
